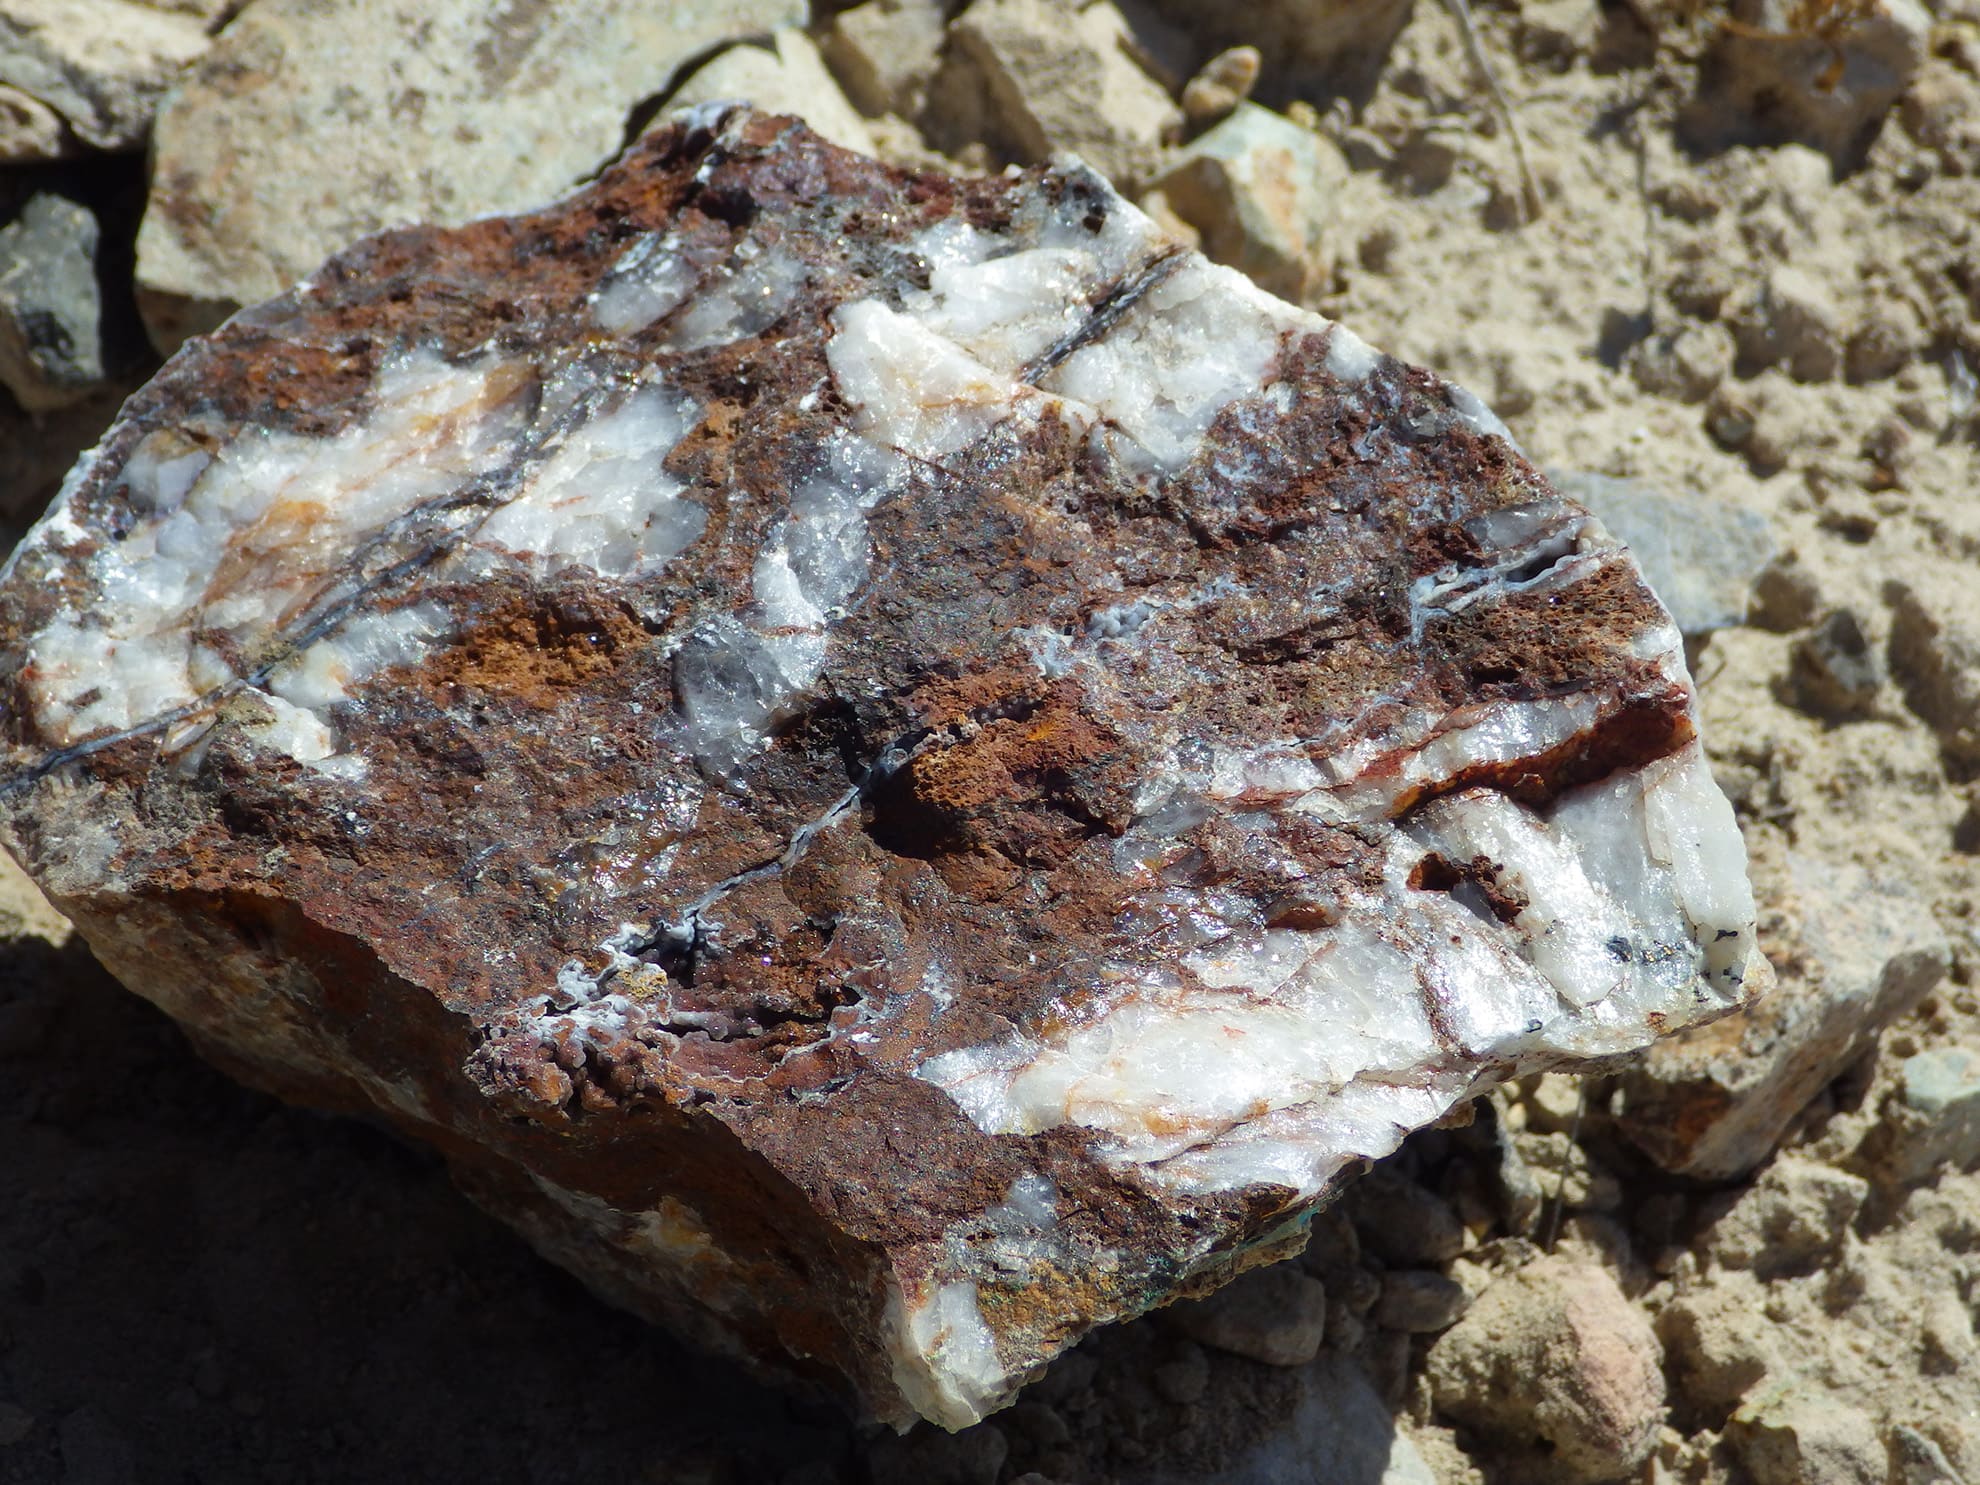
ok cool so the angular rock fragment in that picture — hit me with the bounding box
[821,0,949,121]
[1889,573,1980,764]
[1696,1154,1866,1278]
[1788,607,1884,718]
[1146,102,1347,302]
[930,0,1180,186]
[1161,1263,1329,1366]
[1139,0,1415,106]
[1727,1382,1888,1485]
[0,0,209,153]
[1618,854,1943,1179]
[1877,1048,1980,1184]
[1682,0,1929,167]
[1427,1256,1666,1484]
[0,110,1760,1429]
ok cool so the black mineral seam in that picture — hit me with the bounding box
[1017,245,1189,387]
[634,727,932,990]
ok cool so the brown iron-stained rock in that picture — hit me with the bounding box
[0,109,1760,1428]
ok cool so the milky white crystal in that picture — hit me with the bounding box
[17,349,724,771]
[830,190,1330,475]
[674,430,905,773]
[666,240,808,352]
[1043,257,1295,473]
[23,350,524,764]
[885,1278,1007,1433]
[469,384,704,577]
[919,741,1752,1198]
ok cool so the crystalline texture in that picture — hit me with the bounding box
[0,110,1759,1431]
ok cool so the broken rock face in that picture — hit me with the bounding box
[0,110,1760,1430]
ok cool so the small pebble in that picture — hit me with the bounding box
[1749,556,1823,632]
[1427,1256,1664,1484]
[1180,45,1260,126]
[1788,609,1885,718]
[1630,322,1734,403]
[1163,1263,1327,1367]
[1373,1269,1469,1333]
[1846,300,1925,383]
[1731,267,1843,382]
[1345,1170,1466,1266]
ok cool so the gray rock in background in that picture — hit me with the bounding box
[1372,1270,1469,1334]
[1888,572,1980,765]
[1344,1168,1467,1267]
[0,192,103,411]
[133,0,804,354]
[1135,0,1416,106]
[1729,264,1845,382]
[1683,0,1929,167]
[0,0,210,154]
[1788,608,1886,718]
[1163,1265,1330,1367]
[1552,469,1776,638]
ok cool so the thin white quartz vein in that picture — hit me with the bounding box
[11,353,696,787]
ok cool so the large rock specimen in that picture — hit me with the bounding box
[0,109,1761,1429]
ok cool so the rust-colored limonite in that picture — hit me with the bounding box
[0,110,1759,1428]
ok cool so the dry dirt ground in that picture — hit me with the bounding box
[3,0,1980,1481]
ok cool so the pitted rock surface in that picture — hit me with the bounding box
[0,109,1760,1429]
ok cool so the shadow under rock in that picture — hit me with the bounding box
[0,934,855,1485]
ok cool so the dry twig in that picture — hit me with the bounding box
[1442,0,1545,222]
